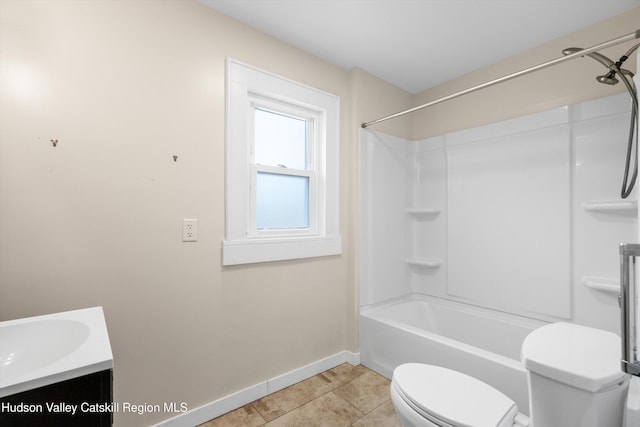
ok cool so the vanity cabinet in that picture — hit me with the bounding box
[0,369,113,427]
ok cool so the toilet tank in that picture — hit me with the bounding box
[521,322,628,427]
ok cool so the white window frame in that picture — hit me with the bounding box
[223,59,341,266]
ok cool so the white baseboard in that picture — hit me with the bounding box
[346,351,360,366]
[154,350,360,427]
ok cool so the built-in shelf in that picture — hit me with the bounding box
[406,257,442,268]
[581,276,619,295]
[406,207,441,216]
[581,200,638,213]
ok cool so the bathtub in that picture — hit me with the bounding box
[360,294,547,414]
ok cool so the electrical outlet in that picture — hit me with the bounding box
[182,219,197,242]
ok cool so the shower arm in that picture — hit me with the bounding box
[562,47,614,67]
[361,29,640,129]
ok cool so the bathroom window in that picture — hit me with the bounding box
[252,105,314,234]
[223,59,341,265]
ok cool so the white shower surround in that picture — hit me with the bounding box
[359,90,639,420]
[360,91,638,333]
[358,58,640,427]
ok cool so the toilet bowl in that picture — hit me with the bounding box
[391,322,628,427]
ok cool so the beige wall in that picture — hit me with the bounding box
[350,68,414,140]
[411,7,640,139]
[0,1,409,425]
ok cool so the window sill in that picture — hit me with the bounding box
[222,235,342,266]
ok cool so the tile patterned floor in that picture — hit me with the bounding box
[198,364,403,427]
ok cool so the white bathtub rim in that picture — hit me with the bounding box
[0,306,113,398]
[361,293,549,330]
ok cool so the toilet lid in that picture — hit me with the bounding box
[393,363,518,427]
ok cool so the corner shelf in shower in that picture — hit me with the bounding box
[406,257,442,268]
[581,200,638,213]
[406,207,441,216]
[581,276,619,295]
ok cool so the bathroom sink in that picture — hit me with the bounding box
[0,319,90,384]
[0,307,113,397]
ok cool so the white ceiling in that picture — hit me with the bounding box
[200,0,640,94]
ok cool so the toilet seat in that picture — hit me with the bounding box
[392,363,519,427]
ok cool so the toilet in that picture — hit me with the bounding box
[391,363,530,427]
[391,322,630,427]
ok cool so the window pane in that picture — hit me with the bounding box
[254,108,307,170]
[256,172,309,230]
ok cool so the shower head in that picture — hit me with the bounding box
[596,71,619,85]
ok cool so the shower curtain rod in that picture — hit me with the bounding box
[361,29,640,129]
